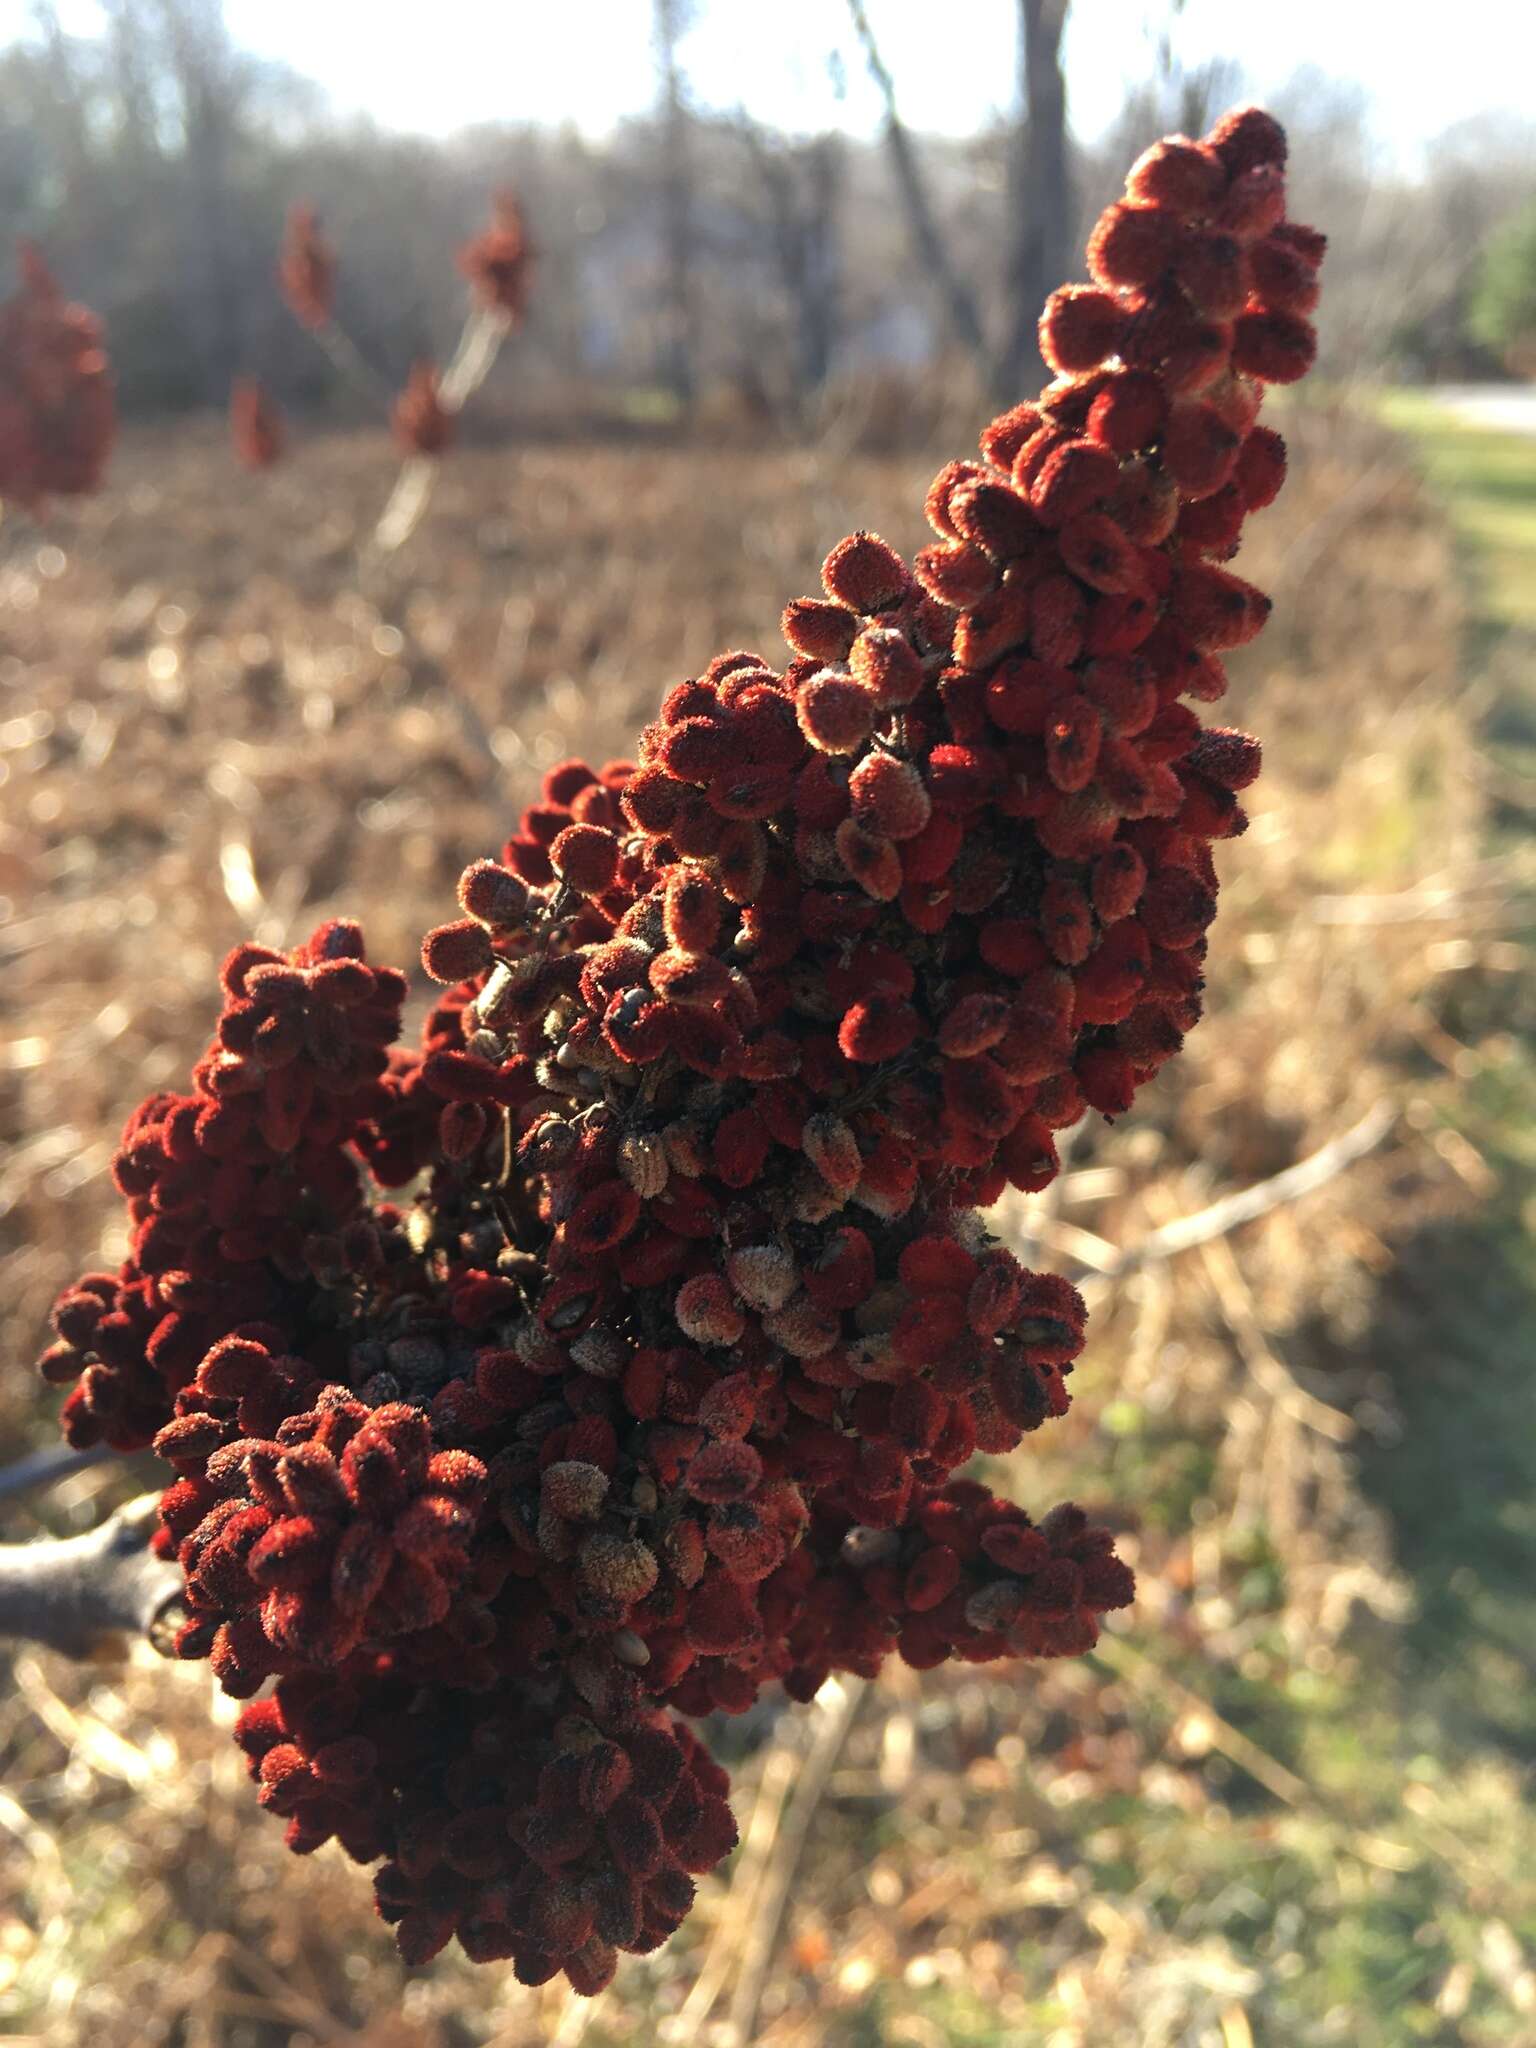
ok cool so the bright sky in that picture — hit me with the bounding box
[14,0,1536,165]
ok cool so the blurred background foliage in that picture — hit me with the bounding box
[2,0,1534,417]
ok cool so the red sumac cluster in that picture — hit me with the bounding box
[40,108,1321,1993]
[236,190,534,468]
[0,241,115,507]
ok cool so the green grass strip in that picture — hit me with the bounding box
[1376,389,1536,629]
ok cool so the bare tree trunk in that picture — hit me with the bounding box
[737,121,845,417]
[801,135,844,399]
[995,0,1072,404]
[654,0,697,415]
[845,0,990,376]
[101,0,161,167]
[0,1496,182,1660]
[159,0,247,402]
[29,1,94,198]
[185,92,244,400]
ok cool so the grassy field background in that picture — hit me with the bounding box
[0,390,1533,2047]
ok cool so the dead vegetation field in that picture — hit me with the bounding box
[1,403,1533,2048]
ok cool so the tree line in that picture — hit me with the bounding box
[3,1,1530,426]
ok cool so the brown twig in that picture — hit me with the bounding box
[722,1676,865,2046]
[1101,1100,1396,1280]
[670,1728,802,2041]
[1198,1232,1356,1442]
[0,1494,181,1660]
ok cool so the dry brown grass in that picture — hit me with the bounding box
[1,404,1530,2047]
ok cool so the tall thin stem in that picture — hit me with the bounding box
[367,304,513,560]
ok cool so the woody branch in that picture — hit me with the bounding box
[0,1494,182,1660]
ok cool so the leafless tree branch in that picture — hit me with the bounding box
[996,0,1072,401]
[845,0,990,374]
[367,303,513,559]
[1106,1100,1398,1279]
[655,0,699,413]
[0,1441,112,1505]
[0,1494,182,1660]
